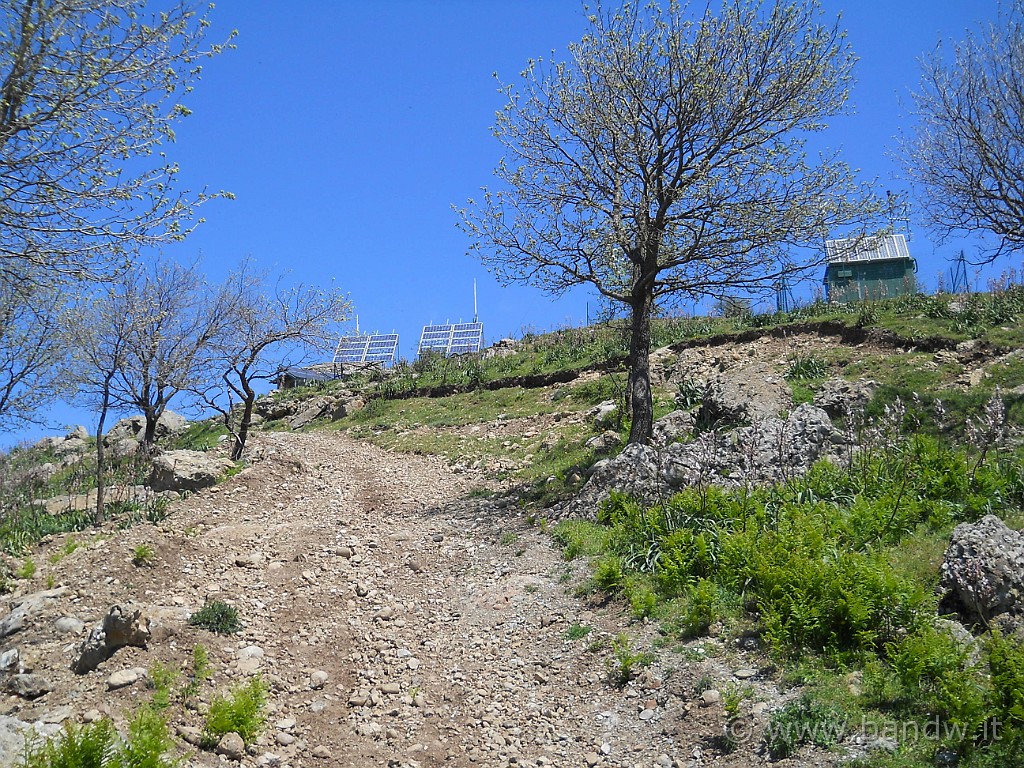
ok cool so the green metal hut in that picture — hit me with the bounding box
[824,233,917,303]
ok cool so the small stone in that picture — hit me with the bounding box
[407,559,424,573]
[107,667,146,690]
[8,674,52,699]
[82,709,102,723]
[237,645,265,660]
[431,534,444,543]
[407,658,419,671]
[176,726,204,746]
[276,732,295,746]
[336,546,353,559]
[0,648,19,672]
[585,753,600,767]
[237,657,262,674]
[751,702,768,717]
[39,706,73,724]
[355,583,370,598]
[639,708,656,721]
[381,683,401,695]
[309,670,329,689]
[311,745,332,759]
[275,718,296,730]
[216,732,245,760]
[375,607,395,621]
[699,689,722,707]
[733,668,756,679]
[54,617,85,635]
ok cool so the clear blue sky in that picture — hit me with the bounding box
[6,0,1008,445]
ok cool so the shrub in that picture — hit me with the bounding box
[607,634,651,687]
[189,601,241,635]
[16,558,35,580]
[182,644,213,701]
[202,676,267,747]
[147,662,180,711]
[786,355,829,381]
[765,693,848,760]
[564,623,593,641]
[132,543,157,567]
[18,709,178,768]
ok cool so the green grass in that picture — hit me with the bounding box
[170,420,228,452]
[553,417,1024,764]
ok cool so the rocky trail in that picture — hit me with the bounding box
[0,430,841,768]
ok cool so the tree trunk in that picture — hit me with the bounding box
[626,291,654,444]
[141,406,160,452]
[232,396,254,461]
[94,377,113,524]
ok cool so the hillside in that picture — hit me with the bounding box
[1,289,1024,768]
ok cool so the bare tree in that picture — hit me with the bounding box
[72,284,133,521]
[77,259,230,453]
[0,0,234,289]
[901,1,1024,260]
[458,0,884,444]
[0,281,69,430]
[199,263,350,460]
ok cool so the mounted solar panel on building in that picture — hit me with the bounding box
[333,334,399,366]
[418,322,484,357]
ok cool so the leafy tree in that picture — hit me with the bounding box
[458,0,884,443]
[900,1,1024,261]
[199,262,349,460]
[0,281,68,430]
[0,0,233,289]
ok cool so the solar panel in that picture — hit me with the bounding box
[333,334,399,365]
[418,322,484,357]
[825,233,911,264]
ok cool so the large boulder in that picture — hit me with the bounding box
[939,515,1024,634]
[651,410,696,447]
[813,378,877,419]
[149,450,234,493]
[662,404,843,489]
[564,443,661,518]
[563,404,844,519]
[104,410,188,447]
[0,716,60,766]
[287,396,347,430]
[698,362,792,426]
[72,603,152,674]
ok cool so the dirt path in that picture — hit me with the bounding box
[2,430,840,768]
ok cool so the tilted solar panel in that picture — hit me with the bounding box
[333,334,399,365]
[417,322,484,357]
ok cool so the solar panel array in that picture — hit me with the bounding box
[418,322,484,357]
[825,233,911,264]
[333,334,399,365]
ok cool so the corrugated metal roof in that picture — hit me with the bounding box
[825,233,911,264]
